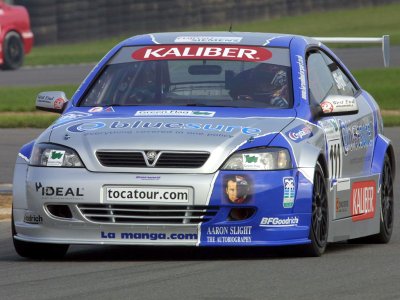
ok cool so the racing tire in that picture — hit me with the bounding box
[303,162,329,257]
[360,154,394,243]
[1,32,24,70]
[12,211,69,259]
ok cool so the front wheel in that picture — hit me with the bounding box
[303,162,329,256]
[12,212,69,259]
[365,154,394,243]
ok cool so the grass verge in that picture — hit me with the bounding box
[25,3,400,66]
[0,112,58,128]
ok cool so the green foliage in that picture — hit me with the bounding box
[353,68,400,110]
[0,114,58,128]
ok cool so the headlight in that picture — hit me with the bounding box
[221,147,291,171]
[30,143,84,167]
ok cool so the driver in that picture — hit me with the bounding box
[229,63,289,107]
[115,62,157,104]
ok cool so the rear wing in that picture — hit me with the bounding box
[313,35,390,67]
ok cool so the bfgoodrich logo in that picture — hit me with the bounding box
[260,216,299,227]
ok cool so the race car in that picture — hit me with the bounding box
[12,32,394,258]
[0,0,33,70]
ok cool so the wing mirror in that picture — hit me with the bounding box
[36,91,69,113]
[319,95,358,116]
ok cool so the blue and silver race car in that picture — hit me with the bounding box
[12,32,395,258]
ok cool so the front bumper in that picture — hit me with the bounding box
[13,166,314,246]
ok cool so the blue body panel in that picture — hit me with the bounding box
[200,170,312,246]
[19,141,35,160]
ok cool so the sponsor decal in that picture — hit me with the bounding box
[318,119,340,141]
[67,120,261,135]
[100,231,198,240]
[337,178,350,191]
[47,150,65,167]
[104,106,115,112]
[106,186,190,203]
[296,55,307,100]
[351,180,376,221]
[67,122,106,133]
[260,216,299,227]
[224,175,251,204]
[24,212,43,224]
[242,153,273,170]
[321,97,356,114]
[321,100,334,113]
[336,197,349,213]
[205,226,252,243]
[132,45,272,62]
[53,98,65,110]
[339,119,373,156]
[174,36,243,43]
[286,124,313,142]
[134,110,215,117]
[332,71,347,90]
[88,107,103,113]
[37,94,56,104]
[135,175,161,181]
[35,182,84,198]
[283,177,295,208]
[87,106,114,113]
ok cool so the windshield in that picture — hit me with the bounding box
[79,45,292,109]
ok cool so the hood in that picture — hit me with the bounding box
[48,108,296,173]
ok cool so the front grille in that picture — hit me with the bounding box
[156,153,209,168]
[96,151,210,168]
[96,152,146,167]
[77,204,219,225]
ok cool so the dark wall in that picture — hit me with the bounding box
[13,0,400,45]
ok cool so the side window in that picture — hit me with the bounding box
[321,52,358,97]
[307,52,339,103]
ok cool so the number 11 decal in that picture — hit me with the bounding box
[329,141,343,179]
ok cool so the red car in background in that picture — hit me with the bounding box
[0,1,33,70]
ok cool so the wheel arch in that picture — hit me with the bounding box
[372,134,395,180]
[386,143,396,179]
[2,28,23,43]
[295,142,328,181]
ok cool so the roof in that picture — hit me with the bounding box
[121,32,297,48]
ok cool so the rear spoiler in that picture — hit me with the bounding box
[313,35,390,67]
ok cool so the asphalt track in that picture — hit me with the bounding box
[0,127,399,299]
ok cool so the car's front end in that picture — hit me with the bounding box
[14,106,318,247]
[13,32,324,258]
